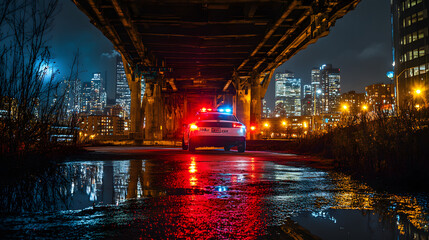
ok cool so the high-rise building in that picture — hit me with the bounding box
[274,71,301,117]
[391,0,428,109]
[115,57,131,117]
[301,84,313,116]
[89,73,107,114]
[81,82,92,113]
[365,83,395,112]
[311,68,322,115]
[261,98,272,118]
[303,84,312,98]
[316,64,341,114]
[65,77,82,116]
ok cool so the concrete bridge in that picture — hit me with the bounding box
[73,0,360,140]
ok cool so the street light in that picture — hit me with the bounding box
[415,89,422,95]
[281,121,287,126]
[362,105,368,111]
[341,104,348,111]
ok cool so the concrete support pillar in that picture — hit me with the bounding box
[122,54,143,139]
[250,84,261,140]
[144,83,164,140]
[235,86,251,137]
[129,78,142,137]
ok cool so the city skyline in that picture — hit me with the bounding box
[49,0,392,110]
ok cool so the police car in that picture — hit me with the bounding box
[182,107,246,152]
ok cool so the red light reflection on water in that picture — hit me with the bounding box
[131,155,270,238]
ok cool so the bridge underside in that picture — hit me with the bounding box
[74,0,360,140]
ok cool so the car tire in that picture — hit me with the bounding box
[224,146,231,152]
[237,141,246,153]
[182,137,188,150]
[189,139,196,152]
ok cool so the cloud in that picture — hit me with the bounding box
[358,43,386,59]
[101,50,120,59]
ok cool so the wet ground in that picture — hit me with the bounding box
[0,147,428,239]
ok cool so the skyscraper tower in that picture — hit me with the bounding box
[319,64,341,114]
[115,57,131,117]
[311,68,322,115]
[81,82,92,113]
[89,72,106,114]
[391,0,428,110]
[66,77,82,115]
[274,71,301,117]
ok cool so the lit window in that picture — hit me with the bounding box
[412,14,417,24]
[417,10,425,21]
[420,65,426,75]
[412,32,418,41]
[418,29,425,39]
[413,49,419,58]
[419,47,425,57]
[414,67,419,76]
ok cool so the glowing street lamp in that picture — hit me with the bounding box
[282,121,287,126]
[415,104,420,110]
[341,104,348,111]
[362,105,368,111]
[303,122,308,128]
[415,89,422,95]
[264,122,270,128]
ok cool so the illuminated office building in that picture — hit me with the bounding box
[391,0,428,109]
[274,71,301,117]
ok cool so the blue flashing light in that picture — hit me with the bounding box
[225,108,231,113]
[218,109,225,112]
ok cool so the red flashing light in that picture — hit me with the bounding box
[207,108,212,111]
[250,126,256,131]
[190,123,198,130]
[233,123,244,128]
[201,108,207,112]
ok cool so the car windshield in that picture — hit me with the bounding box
[197,113,237,121]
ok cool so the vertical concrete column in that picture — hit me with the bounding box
[129,74,143,138]
[121,55,143,139]
[144,83,164,140]
[250,84,261,140]
[235,86,251,137]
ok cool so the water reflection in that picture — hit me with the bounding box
[0,155,428,239]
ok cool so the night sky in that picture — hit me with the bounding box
[49,0,392,109]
